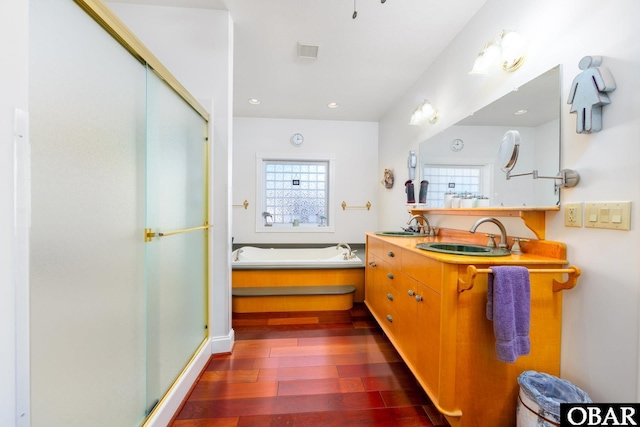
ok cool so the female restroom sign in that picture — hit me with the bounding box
[567,56,616,134]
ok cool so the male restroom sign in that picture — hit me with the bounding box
[561,403,639,426]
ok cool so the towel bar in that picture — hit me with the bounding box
[457,265,581,293]
[232,200,249,209]
[341,201,372,210]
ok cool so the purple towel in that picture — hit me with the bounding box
[487,266,531,363]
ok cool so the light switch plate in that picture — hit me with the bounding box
[584,201,631,230]
[564,203,583,227]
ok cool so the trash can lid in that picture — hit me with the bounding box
[518,370,592,416]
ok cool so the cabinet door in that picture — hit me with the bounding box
[394,272,418,365]
[415,282,441,396]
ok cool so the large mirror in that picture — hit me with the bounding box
[419,66,561,208]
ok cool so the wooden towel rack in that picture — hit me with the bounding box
[457,265,582,293]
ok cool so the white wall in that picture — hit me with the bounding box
[232,117,378,245]
[378,0,640,401]
[1,1,29,425]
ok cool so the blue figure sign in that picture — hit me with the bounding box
[567,56,616,134]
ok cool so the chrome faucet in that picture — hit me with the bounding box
[336,242,357,260]
[262,211,273,226]
[469,217,509,249]
[233,248,243,261]
[406,214,434,236]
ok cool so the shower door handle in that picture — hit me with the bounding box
[144,223,211,242]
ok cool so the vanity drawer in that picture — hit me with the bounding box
[367,235,385,259]
[401,249,442,293]
[383,242,402,269]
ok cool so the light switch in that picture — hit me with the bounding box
[611,208,622,223]
[585,202,631,230]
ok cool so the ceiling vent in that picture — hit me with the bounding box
[297,42,319,59]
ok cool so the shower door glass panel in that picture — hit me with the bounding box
[29,0,146,425]
[145,66,208,410]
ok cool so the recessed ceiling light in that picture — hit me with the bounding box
[327,102,339,109]
[248,98,261,105]
[514,109,528,115]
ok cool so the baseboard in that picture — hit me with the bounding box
[143,339,211,427]
[210,329,235,354]
[143,331,235,427]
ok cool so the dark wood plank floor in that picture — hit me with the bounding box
[170,303,450,427]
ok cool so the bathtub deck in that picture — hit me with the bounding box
[232,268,364,313]
[232,285,356,313]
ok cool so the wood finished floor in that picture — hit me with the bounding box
[170,304,450,427]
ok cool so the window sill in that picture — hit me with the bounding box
[256,225,335,233]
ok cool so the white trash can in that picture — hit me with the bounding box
[517,370,592,427]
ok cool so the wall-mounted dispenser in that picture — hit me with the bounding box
[407,150,417,180]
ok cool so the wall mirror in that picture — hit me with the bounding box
[419,66,561,208]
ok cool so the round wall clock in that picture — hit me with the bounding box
[290,133,304,146]
[450,138,464,151]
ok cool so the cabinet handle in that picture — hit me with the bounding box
[415,295,423,302]
[407,289,415,297]
[387,293,394,301]
[386,314,393,323]
[387,251,395,258]
[368,261,376,267]
[387,273,394,279]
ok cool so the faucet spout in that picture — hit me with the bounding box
[336,242,355,260]
[406,214,433,236]
[469,217,509,249]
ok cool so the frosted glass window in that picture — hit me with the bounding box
[422,165,482,207]
[263,160,329,225]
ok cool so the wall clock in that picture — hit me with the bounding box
[291,133,304,146]
[450,138,464,151]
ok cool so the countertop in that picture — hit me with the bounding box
[366,231,569,266]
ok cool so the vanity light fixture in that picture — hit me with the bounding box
[409,100,439,126]
[469,30,526,76]
[248,98,261,105]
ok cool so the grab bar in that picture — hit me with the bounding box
[457,265,581,293]
[144,223,211,242]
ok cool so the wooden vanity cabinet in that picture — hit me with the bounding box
[365,233,567,427]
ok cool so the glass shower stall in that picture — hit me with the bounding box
[29,0,209,425]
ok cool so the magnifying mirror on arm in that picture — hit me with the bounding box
[498,129,580,190]
[498,130,520,176]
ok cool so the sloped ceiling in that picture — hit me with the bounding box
[108,0,489,121]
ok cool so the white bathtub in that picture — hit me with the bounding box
[232,246,363,270]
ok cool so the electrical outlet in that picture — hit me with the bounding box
[564,203,583,227]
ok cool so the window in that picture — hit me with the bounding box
[257,156,334,232]
[422,165,484,207]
